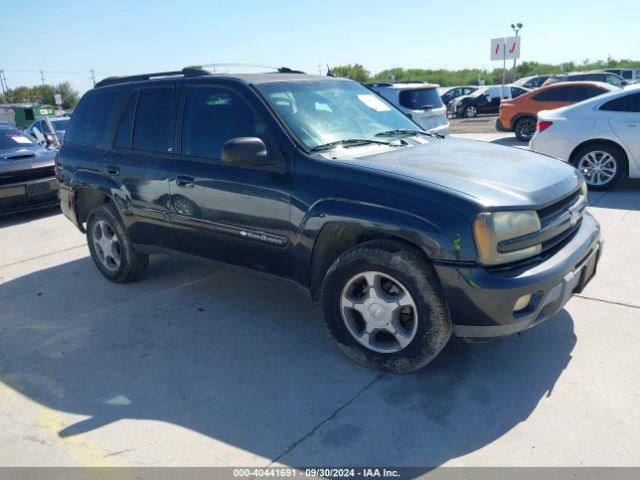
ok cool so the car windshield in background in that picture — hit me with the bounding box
[256,80,420,150]
[51,118,70,132]
[0,129,35,149]
[398,88,444,110]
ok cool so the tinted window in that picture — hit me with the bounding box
[65,89,119,146]
[532,86,570,102]
[50,118,69,132]
[114,92,138,149]
[398,88,444,110]
[567,85,607,102]
[132,87,173,152]
[182,87,267,159]
[601,93,640,112]
[621,71,633,80]
[511,87,528,98]
[605,75,623,87]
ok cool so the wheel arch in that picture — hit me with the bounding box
[70,171,121,232]
[302,201,444,301]
[569,138,629,174]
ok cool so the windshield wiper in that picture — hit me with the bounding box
[375,128,444,139]
[309,138,401,152]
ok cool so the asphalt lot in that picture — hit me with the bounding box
[1,133,639,469]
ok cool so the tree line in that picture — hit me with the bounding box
[330,58,640,86]
[0,82,79,109]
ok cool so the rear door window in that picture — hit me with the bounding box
[567,85,607,102]
[532,86,570,102]
[132,87,173,153]
[114,91,138,149]
[398,89,444,110]
[601,93,640,112]
[65,89,120,146]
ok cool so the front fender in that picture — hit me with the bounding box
[290,198,448,290]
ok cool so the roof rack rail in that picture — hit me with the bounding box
[94,66,209,88]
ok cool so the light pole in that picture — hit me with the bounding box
[511,22,523,82]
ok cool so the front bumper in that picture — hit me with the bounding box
[434,212,601,338]
[0,177,58,216]
[495,117,510,132]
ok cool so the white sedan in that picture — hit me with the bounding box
[530,85,640,190]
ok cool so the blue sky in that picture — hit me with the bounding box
[1,0,637,94]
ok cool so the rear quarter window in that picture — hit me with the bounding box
[65,89,120,146]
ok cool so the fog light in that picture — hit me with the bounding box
[514,294,532,312]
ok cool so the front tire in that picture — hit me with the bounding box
[321,240,452,374]
[464,105,478,118]
[86,203,149,283]
[514,117,536,142]
[572,142,627,191]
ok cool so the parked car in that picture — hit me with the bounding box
[497,81,616,142]
[513,75,551,90]
[604,68,640,84]
[0,123,58,215]
[531,85,640,190]
[544,71,628,88]
[438,85,479,107]
[451,85,530,118]
[58,67,602,373]
[26,116,70,147]
[367,82,449,135]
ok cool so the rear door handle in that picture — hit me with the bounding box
[176,176,195,188]
[105,165,120,176]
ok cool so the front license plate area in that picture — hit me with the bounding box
[26,182,51,196]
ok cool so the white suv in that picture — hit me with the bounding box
[367,82,450,136]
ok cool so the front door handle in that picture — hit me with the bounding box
[105,165,120,176]
[176,176,195,188]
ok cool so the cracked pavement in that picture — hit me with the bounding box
[0,139,639,467]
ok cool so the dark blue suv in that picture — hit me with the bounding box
[57,67,602,373]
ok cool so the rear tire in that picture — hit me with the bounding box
[514,117,536,142]
[571,142,627,191]
[321,240,452,374]
[86,203,149,283]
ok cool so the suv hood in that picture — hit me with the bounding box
[346,137,580,208]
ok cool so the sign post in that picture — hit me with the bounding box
[491,36,521,99]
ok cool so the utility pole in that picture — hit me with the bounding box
[510,23,523,82]
[0,69,7,96]
[90,69,96,86]
[40,70,45,85]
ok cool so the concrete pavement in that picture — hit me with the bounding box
[0,169,639,468]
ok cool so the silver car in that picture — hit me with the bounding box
[367,82,450,136]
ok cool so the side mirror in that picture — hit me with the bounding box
[221,137,283,172]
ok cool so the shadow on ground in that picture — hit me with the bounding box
[0,206,60,229]
[490,136,527,147]
[588,178,640,211]
[0,255,576,468]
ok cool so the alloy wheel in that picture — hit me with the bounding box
[340,271,418,353]
[578,150,618,187]
[92,219,122,271]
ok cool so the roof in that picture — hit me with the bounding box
[367,82,439,90]
[0,103,36,108]
[541,80,617,90]
[94,66,348,88]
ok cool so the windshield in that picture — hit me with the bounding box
[398,88,444,110]
[0,128,36,149]
[256,79,419,150]
[50,118,70,132]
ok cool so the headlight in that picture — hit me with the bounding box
[473,210,542,265]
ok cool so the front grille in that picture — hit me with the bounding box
[0,166,55,186]
[538,189,580,226]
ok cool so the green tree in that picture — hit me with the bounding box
[0,82,80,109]
[330,64,371,83]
